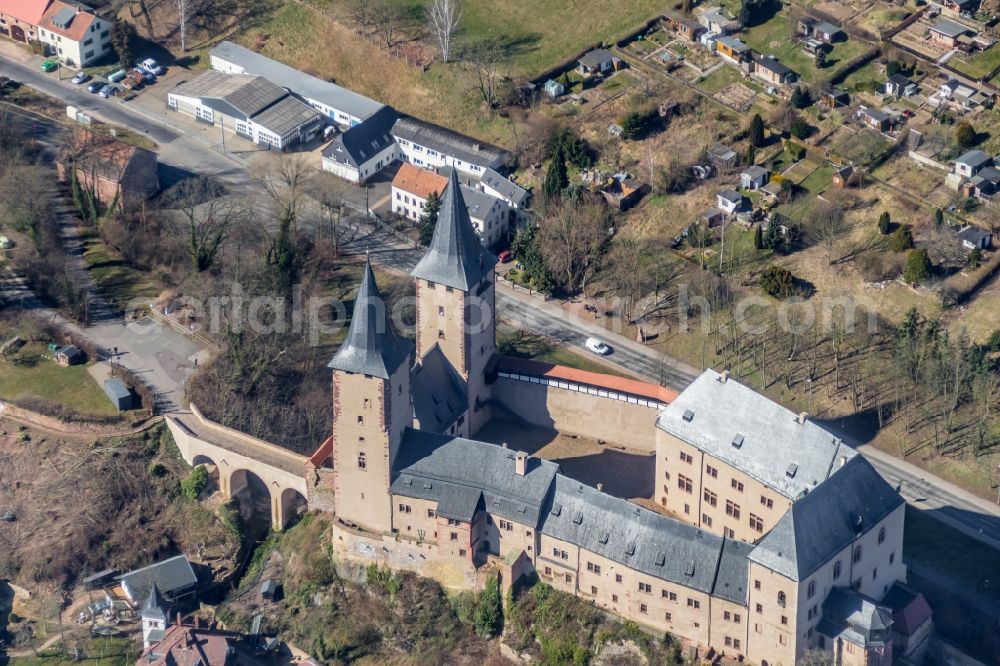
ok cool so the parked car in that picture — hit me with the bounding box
[86,81,103,93]
[98,84,112,98]
[71,71,90,84]
[585,337,611,355]
[40,59,58,73]
[139,58,164,75]
[498,250,512,263]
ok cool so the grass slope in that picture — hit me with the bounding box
[0,342,116,416]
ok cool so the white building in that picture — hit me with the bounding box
[392,163,508,248]
[392,116,511,177]
[321,107,400,184]
[209,41,385,129]
[35,1,112,67]
[167,71,323,150]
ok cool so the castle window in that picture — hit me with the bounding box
[438,306,445,316]
[565,573,572,583]
[615,574,622,583]
[724,611,731,621]
[756,604,763,613]
[878,527,886,544]
[427,509,435,518]
[612,594,618,603]
[590,585,597,594]
[587,562,601,574]
[731,478,744,492]
[702,514,712,527]
[640,603,647,614]
[357,452,366,469]
[665,612,672,621]
[357,415,364,425]
[754,580,761,590]
[679,451,693,464]
[706,464,718,478]
[726,500,740,519]
[686,598,700,609]
[677,475,692,493]
[807,581,816,599]
[725,637,732,647]
[734,613,741,623]
[450,532,458,541]
[638,582,651,593]
[438,330,445,339]
[780,615,787,625]
[398,504,411,513]
[459,549,466,557]
[703,489,717,507]
[363,398,370,408]
[761,495,774,509]
[777,591,786,607]
[853,545,862,563]
[544,567,551,576]
[749,513,763,532]
[734,639,741,650]
[833,561,842,579]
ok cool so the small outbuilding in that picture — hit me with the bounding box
[55,344,83,367]
[741,165,769,190]
[543,79,566,99]
[958,225,993,250]
[104,378,136,412]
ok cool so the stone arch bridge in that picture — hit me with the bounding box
[166,404,309,531]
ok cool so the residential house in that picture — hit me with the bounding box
[698,7,738,34]
[753,55,797,86]
[138,622,246,666]
[958,225,993,249]
[714,35,752,63]
[885,74,917,97]
[953,149,992,178]
[821,87,850,108]
[0,0,112,66]
[167,71,323,150]
[856,105,892,132]
[798,17,846,43]
[740,165,769,190]
[707,143,739,169]
[36,1,113,66]
[929,19,971,48]
[320,106,400,184]
[577,48,618,76]
[209,41,385,128]
[663,10,706,42]
[716,189,744,215]
[479,167,531,210]
[969,165,1000,196]
[119,555,198,609]
[392,163,507,247]
[832,165,855,188]
[55,128,159,209]
[599,174,649,211]
[392,116,511,176]
[54,344,82,366]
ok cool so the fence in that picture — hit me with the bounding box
[907,150,949,171]
[496,275,549,301]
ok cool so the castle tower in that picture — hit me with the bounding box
[141,583,168,649]
[328,258,412,533]
[410,169,498,435]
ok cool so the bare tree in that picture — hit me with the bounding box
[373,0,400,47]
[467,38,508,109]
[174,0,190,51]
[427,0,461,63]
[350,0,374,34]
[538,196,609,294]
[807,199,846,264]
[166,176,249,273]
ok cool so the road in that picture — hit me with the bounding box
[4,50,1000,553]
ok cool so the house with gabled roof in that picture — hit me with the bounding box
[321,106,399,183]
[0,0,112,66]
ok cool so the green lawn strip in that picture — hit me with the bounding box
[797,164,834,193]
[10,637,138,666]
[952,45,1000,80]
[80,232,159,313]
[698,65,741,93]
[0,342,117,415]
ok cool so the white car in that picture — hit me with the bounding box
[585,337,611,355]
[139,58,164,76]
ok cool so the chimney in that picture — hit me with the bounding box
[515,452,528,476]
[796,411,808,424]
[840,455,848,468]
[720,368,730,383]
[596,483,604,492]
[501,442,508,449]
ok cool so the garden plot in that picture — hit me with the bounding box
[715,82,757,110]
[891,18,953,62]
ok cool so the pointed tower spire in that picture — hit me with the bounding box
[328,258,410,379]
[142,582,167,621]
[410,169,497,291]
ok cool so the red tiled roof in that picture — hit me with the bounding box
[38,0,97,42]
[139,625,241,666]
[496,355,679,405]
[0,0,51,25]
[307,434,333,468]
[392,162,448,201]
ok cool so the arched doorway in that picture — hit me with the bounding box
[229,469,272,538]
[191,455,219,494]
[279,488,307,529]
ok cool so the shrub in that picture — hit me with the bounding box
[147,462,167,478]
[903,249,932,284]
[987,329,1000,351]
[968,247,982,268]
[760,265,796,298]
[749,113,766,148]
[790,86,811,109]
[934,207,944,226]
[181,465,209,500]
[474,572,503,637]
[619,107,659,140]
[785,141,806,161]
[790,117,810,139]
[218,498,244,537]
[888,224,914,252]
[878,211,891,235]
[955,121,976,148]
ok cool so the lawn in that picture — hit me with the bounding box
[796,163,834,193]
[739,14,866,84]
[697,65,741,94]
[952,44,1000,80]
[10,636,138,666]
[0,342,117,416]
[80,232,159,314]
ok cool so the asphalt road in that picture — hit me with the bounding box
[6,51,1000,553]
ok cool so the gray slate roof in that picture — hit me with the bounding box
[718,189,742,204]
[656,370,856,499]
[392,116,510,169]
[578,48,615,68]
[480,168,530,207]
[755,55,793,77]
[461,184,503,222]
[958,225,992,243]
[813,20,844,36]
[391,429,559,527]
[250,95,322,138]
[322,106,399,168]
[819,587,893,647]
[119,555,197,605]
[142,583,167,621]
[931,18,969,38]
[328,259,411,379]
[210,41,385,122]
[411,169,498,290]
[411,344,468,432]
[540,475,745,597]
[749,455,904,581]
[956,149,992,169]
[743,165,768,180]
[172,71,285,118]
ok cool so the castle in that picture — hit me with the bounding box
[301,169,910,666]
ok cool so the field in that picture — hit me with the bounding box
[0,341,117,416]
[952,44,1000,80]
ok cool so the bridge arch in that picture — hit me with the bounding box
[229,469,273,538]
[279,488,308,529]
[191,454,220,494]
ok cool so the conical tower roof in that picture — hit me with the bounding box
[410,169,498,291]
[142,582,167,621]
[328,258,410,379]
